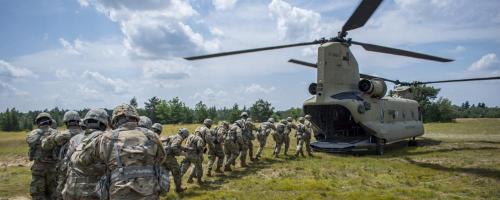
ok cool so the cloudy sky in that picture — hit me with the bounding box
[1,0,500,112]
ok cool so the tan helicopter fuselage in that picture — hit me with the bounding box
[303,42,424,150]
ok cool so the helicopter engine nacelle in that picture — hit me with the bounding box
[358,79,387,98]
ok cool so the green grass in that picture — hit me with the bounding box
[1,119,499,199]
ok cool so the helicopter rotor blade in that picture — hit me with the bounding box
[415,76,500,85]
[351,41,453,62]
[341,0,384,34]
[184,41,321,60]
[288,58,399,83]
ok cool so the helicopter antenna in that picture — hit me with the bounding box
[184,0,453,63]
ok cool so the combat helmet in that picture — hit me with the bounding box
[280,119,288,124]
[111,104,139,127]
[203,119,213,127]
[267,117,275,123]
[139,116,153,129]
[63,110,81,126]
[305,114,312,120]
[35,112,52,125]
[221,121,229,128]
[152,123,163,135]
[240,112,248,118]
[286,117,293,122]
[83,108,109,130]
[298,117,305,123]
[178,128,189,139]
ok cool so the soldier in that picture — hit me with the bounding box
[304,114,315,136]
[223,123,243,171]
[284,117,296,156]
[151,123,162,135]
[162,128,189,193]
[73,104,167,199]
[62,108,108,199]
[26,112,59,200]
[139,116,153,130]
[272,119,287,158]
[295,117,313,157]
[41,111,83,200]
[244,117,257,161]
[255,118,276,160]
[234,119,249,167]
[207,121,225,176]
[180,128,205,184]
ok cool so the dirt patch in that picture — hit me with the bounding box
[0,155,31,168]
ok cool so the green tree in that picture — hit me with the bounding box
[130,97,138,108]
[207,106,217,122]
[145,96,161,122]
[249,99,274,122]
[194,101,208,123]
[228,104,241,123]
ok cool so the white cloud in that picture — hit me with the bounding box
[0,81,27,97]
[0,60,36,79]
[468,53,499,71]
[212,0,238,11]
[268,0,322,41]
[192,88,231,106]
[82,70,130,94]
[81,0,220,59]
[55,69,73,79]
[244,83,276,94]
[142,59,191,80]
[59,38,85,55]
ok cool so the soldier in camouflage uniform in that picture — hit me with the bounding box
[244,117,257,161]
[162,128,189,193]
[207,121,225,176]
[284,117,296,156]
[180,128,205,184]
[139,116,153,130]
[41,111,83,200]
[62,108,109,199]
[295,117,313,157]
[272,119,287,158]
[304,114,315,137]
[223,123,243,171]
[26,113,59,200]
[255,118,276,160]
[234,119,249,167]
[73,104,167,199]
[151,123,163,135]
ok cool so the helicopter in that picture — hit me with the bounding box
[184,0,500,155]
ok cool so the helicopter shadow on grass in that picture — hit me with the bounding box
[402,157,500,181]
[178,157,285,199]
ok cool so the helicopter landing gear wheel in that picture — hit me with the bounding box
[375,138,385,155]
[408,137,418,147]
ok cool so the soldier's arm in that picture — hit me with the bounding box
[170,137,183,156]
[74,134,104,167]
[55,130,72,146]
[41,130,58,150]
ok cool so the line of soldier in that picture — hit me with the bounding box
[25,104,315,200]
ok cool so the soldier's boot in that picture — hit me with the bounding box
[187,178,194,184]
[240,161,248,168]
[214,168,223,174]
[308,152,314,157]
[206,170,212,177]
[196,177,203,185]
[175,187,186,193]
[224,165,232,172]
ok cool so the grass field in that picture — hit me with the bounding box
[1,119,499,200]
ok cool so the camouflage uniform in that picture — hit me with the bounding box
[62,108,108,200]
[224,124,244,171]
[162,128,188,193]
[295,117,312,157]
[187,119,214,181]
[284,117,296,156]
[234,119,249,167]
[255,118,276,159]
[180,130,205,184]
[139,116,153,130]
[40,111,83,200]
[73,104,166,200]
[26,113,59,200]
[304,114,316,138]
[243,118,256,161]
[207,122,225,175]
[272,120,287,157]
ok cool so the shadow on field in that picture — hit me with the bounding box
[178,158,283,198]
[403,157,500,180]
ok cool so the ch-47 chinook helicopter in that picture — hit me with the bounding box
[184,0,500,155]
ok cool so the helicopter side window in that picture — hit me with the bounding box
[402,111,406,120]
[411,111,415,120]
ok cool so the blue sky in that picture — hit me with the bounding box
[1,0,499,112]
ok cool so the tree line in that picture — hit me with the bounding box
[1,86,499,131]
